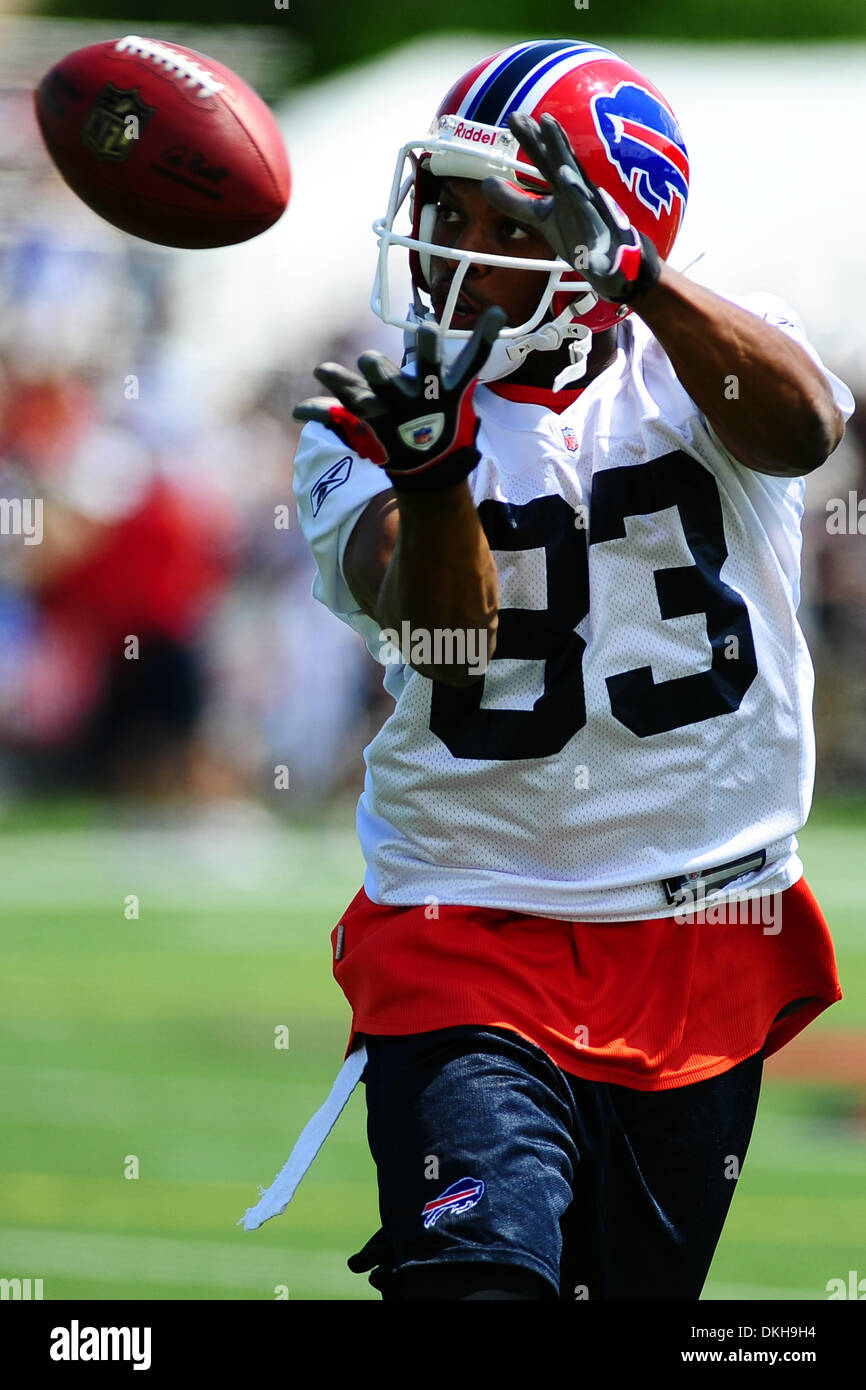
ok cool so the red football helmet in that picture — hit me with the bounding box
[372,40,689,383]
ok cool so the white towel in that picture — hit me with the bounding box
[238,1042,368,1231]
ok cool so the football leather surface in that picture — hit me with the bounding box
[34,34,291,249]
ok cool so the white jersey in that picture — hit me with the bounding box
[294,293,855,921]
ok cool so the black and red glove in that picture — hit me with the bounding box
[293,306,506,493]
[483,112,661,305]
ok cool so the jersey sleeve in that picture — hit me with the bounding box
[705,290,855,447]
[698,294,855,608]
[292,420,393,655]
[630,290,856,611]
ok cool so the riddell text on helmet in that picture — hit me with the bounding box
[452,121,496,144]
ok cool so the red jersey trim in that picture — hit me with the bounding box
[484,381,585,412]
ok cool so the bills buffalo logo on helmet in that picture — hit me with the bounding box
[421,1176,485,1229]
[591,82,688,220]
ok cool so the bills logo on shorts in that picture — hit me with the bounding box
[421,1176,485,1229]
[591,81,688,220]
[562,426,579,452]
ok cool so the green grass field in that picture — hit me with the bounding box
[1,796,864,1301]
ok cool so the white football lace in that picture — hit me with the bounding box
[114,35,225,99]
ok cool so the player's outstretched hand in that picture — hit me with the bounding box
[293,306,507,492]
[482,112,661,305]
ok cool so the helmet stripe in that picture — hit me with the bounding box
[465,39,592,125]
[505,45,619,122]
[455,41,541,119]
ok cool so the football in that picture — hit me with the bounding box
[34,34,291,249]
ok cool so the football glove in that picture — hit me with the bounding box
[482,112,662,305]
[293,306,507,493]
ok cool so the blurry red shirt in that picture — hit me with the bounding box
[41,479,231,646]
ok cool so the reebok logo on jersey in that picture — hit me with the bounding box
[422,1176,485,1229]
[311,455,352,516]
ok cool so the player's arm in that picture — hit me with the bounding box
[343,481,499,685]
[294,308,505,686]
[484,112,844,478]
[627,265,843,478]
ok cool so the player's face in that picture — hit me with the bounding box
[428,176,554,330]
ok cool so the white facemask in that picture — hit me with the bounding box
[372,117,619,391]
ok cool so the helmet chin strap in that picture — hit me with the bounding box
[404,295,596,389]
[549,323,593,391]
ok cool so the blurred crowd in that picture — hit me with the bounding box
[0,206,864,809]
[0,204,386,809]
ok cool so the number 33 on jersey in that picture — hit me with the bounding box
[293,292,855,923]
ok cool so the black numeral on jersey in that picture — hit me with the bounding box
[429,450,758,759]
[590,451,757,737]
[429,495,588,759]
